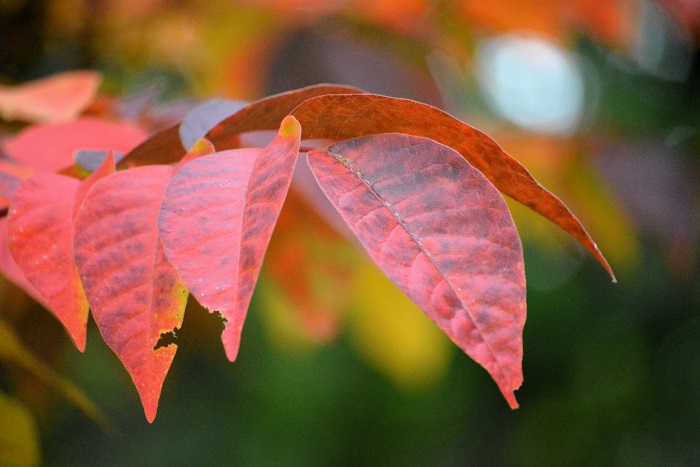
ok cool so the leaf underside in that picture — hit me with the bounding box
[308,133,527,408]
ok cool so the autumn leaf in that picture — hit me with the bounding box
[2,117,148,173]
[158,116,301,361]
[73,165,187,423]
[0,70,101,123]
[7,175,89,350]
[307,133,527,408]
[5,154,116,351]
[290,93,615,281]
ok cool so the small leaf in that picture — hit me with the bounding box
[0,70,101,123]
[119,84,362,168]
[308,134,527,408]
[7,175,89,350]
[2,117,148,173]
[73,166,188,422]
[158,116,301,361]
[291,93,615,281]
[179,98,248,151]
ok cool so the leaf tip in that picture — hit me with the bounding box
[278,115,301,138]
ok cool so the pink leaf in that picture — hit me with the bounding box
[6,175,89,350]
[307,134,526,408]
[73,165,187,422]
[2,117,148,173]
[158,116,301,361]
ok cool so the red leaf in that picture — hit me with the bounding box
[158,116,301,361]
[73,165,187,422]
[119,84,362,168]
[2,117,148,173]
[307,134,527,408]
[6,175,89,350]
[0,70,101,123]
[291,93,615,281]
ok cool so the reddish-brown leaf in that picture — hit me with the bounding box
[307,134,527,408]
[3,117,148,173]
[291,93,614,281]
[73,165,187,422]
[158,116,301,361]
[6,175,89,350]
[119,84,362,168]
[0,70,101,123]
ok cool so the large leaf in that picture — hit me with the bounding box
[119,84,362,168]
[307,134,527,408]
[73,165,187,422]
[158,116,301,361]
[291,93,614,281]
[6,174,89,350]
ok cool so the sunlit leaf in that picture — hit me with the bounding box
[73,165,187,422]
[158,116,301,361]
[308,134,527,408]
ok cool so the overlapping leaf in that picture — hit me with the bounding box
[158,116,301,361]
[7,175,88,350]
[290,93,614,281]
[308,134,527,408]
[5,154,116,351]
[73,165,188,422]
[119,84,362,168]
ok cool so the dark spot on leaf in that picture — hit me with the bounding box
[414,172,424,184]
[445,164,460,182]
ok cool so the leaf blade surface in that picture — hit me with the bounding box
[158,116,301,361]
[307,134,527,407]
[73,166,187,422]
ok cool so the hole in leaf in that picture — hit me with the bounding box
[153,328,179,350]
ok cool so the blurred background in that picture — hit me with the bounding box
[0,0,699,465]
